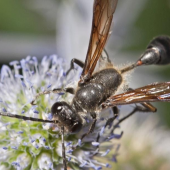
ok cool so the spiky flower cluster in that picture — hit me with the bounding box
[0,55,122,170]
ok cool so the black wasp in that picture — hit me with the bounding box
[1,0,170,170]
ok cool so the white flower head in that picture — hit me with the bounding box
[0,55,122,170]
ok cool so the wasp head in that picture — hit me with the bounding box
[51,101,83,133]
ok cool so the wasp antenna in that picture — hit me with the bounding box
[0,112,56,124]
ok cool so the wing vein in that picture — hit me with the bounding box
[80,0,118,84]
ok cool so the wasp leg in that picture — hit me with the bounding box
[140,102,157,112]
[126,88,157,113]
[112,103,157,134]
[99,49,113,68]
[61,126,67,170]
[66,50,111,77]
[96,106,119,142]
[105,106,119,128]
[31,87,75,105]
[66,58,84,76]
[101,49,112,63]
[81,113,97,140]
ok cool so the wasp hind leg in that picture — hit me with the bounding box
[126,88,157,113]
[111,102,157,134]
[96,102,156,142]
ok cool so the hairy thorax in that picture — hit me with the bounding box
[72,68,122,112]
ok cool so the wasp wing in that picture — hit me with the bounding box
[102,82,170,108]
[80,0,118,83]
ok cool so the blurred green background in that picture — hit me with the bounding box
[0,0,170,169]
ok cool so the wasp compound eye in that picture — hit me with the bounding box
[51,102,63,114]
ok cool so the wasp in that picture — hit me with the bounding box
[0,0,170,170]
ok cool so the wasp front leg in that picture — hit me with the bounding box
[61,126,67,170]
[31,87,75,105]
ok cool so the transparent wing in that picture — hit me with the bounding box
[80,0,118,83]
[102,82,170,108]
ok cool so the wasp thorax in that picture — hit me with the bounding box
[51,101,83,133]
